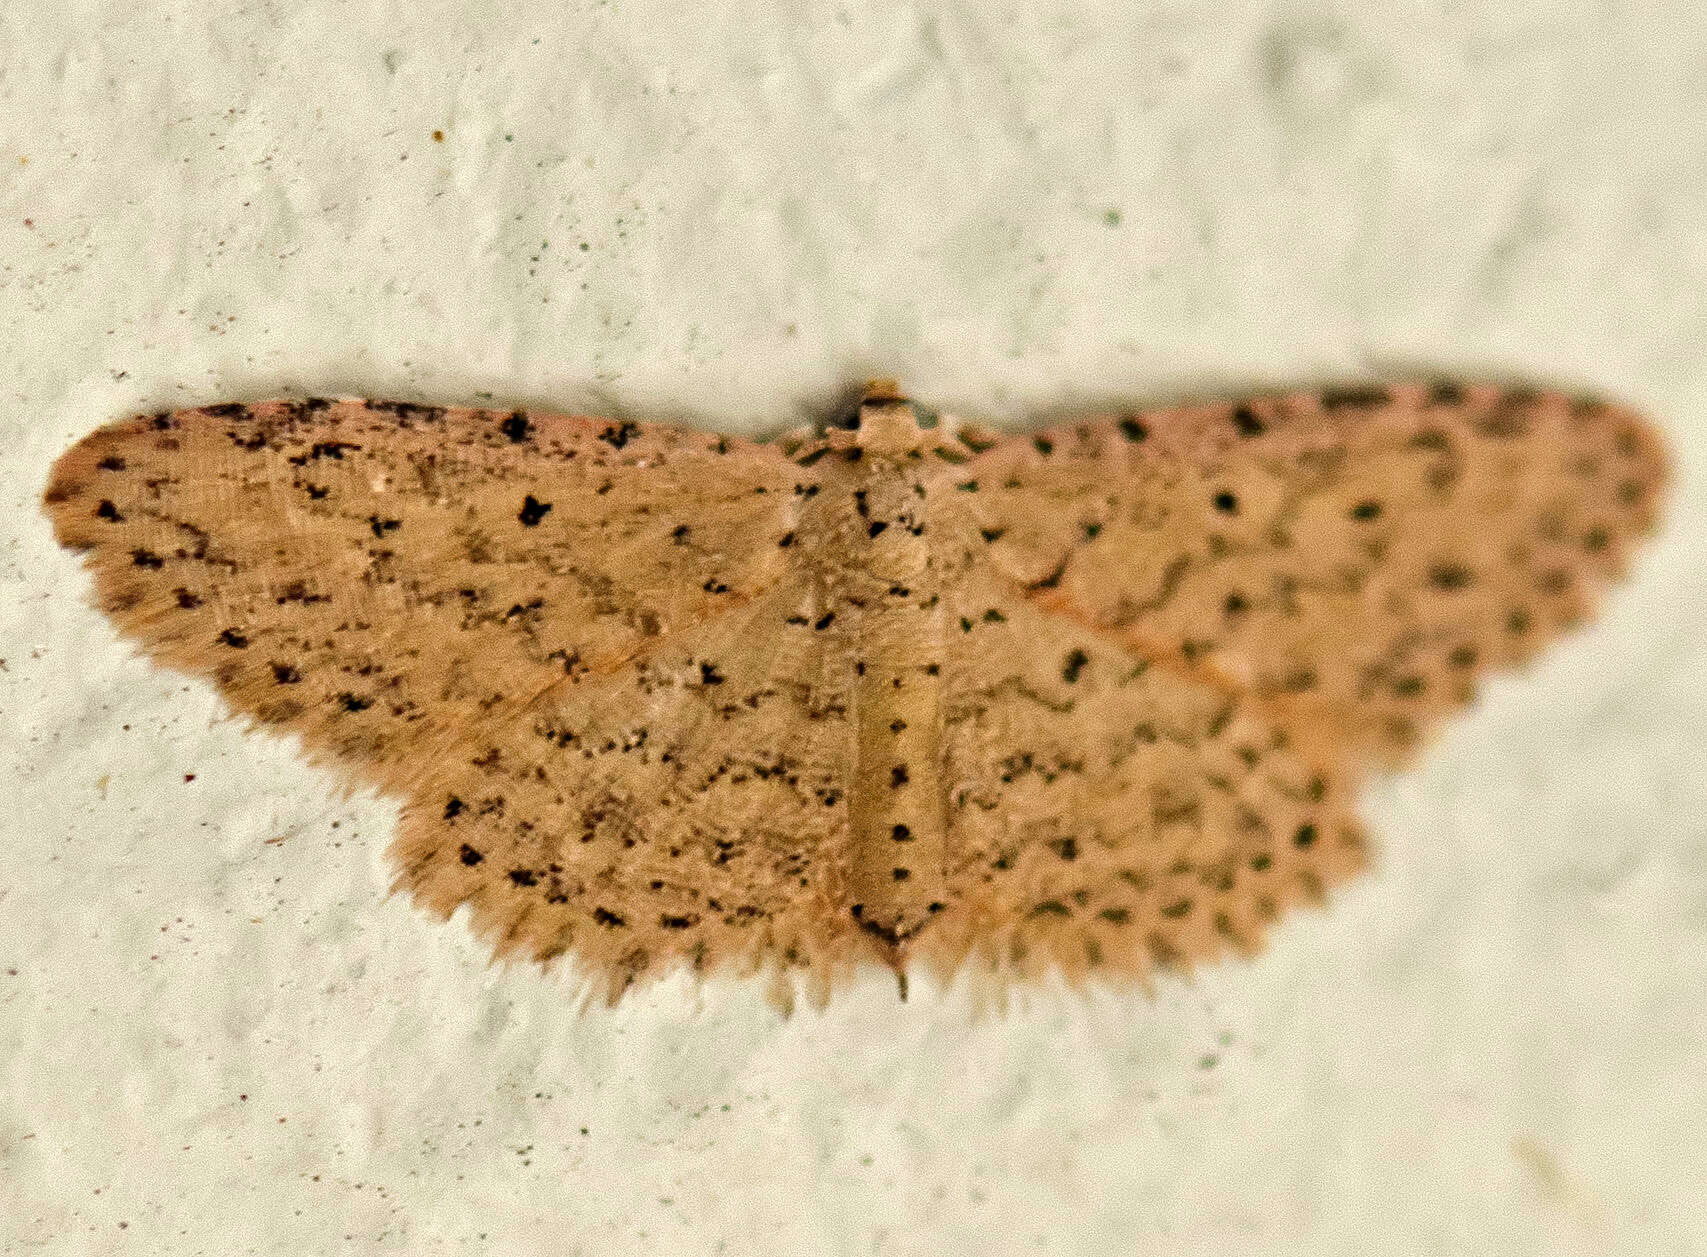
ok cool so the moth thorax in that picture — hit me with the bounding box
[854,398,929,457]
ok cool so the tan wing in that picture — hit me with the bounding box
[944,382,1668,766]
[43,399,800,795]
[916,570,1365,984]
[390,576,863,1003]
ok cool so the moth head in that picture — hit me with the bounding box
[839,379,929,458]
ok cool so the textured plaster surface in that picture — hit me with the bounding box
[2,2,1704,1253]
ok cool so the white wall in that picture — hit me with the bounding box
[2,2,1703,1252]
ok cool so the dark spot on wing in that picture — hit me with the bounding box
[599,421,642,450]
[1028,559,1068,591]
[517,495,552,526]
[1320,386,1392,411]
[1232,405,1264,436]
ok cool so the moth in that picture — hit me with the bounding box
[44,380,1667,1002]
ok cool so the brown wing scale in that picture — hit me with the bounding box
[43,382,1667,997]
[44,399,800,795]
[947,382,1667,767]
